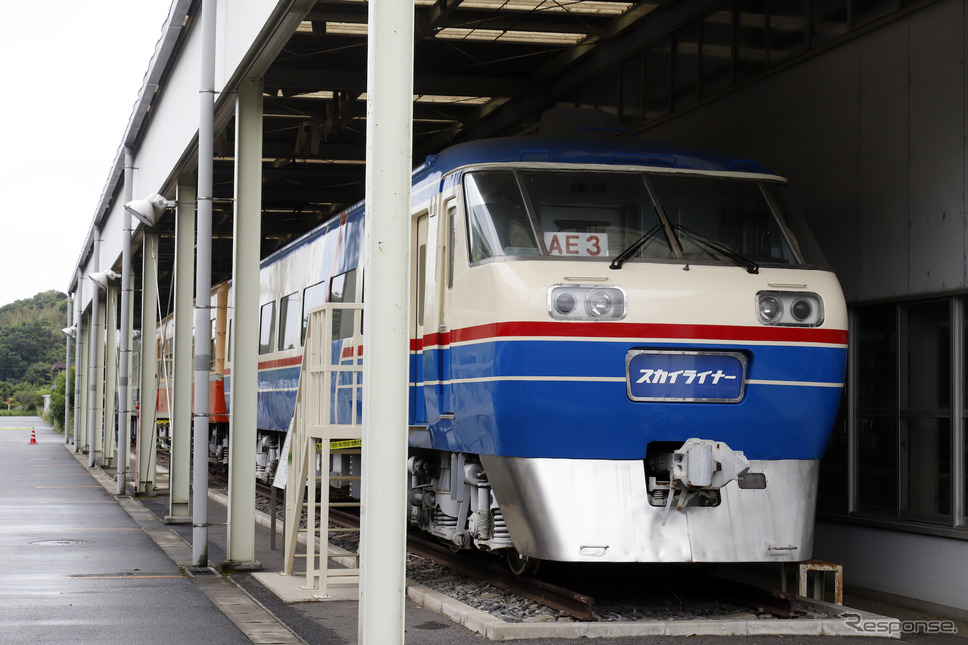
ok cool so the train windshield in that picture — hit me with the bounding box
[463,169,828,269]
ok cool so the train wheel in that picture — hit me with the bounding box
[505,549,540,577]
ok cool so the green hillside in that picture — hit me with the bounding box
[0,290,72,427]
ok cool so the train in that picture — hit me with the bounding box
[155,134,847,573]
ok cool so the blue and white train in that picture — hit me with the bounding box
[161,135,847,572]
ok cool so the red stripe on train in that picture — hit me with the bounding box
[410,321,847,351]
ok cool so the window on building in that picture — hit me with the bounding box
[769,0,808,65]
[811,0,848,46]
[577,79,596,111]
[259,301,276,355]
[735,0,766,81]
[643,37,672,120]
[536,0,912,134]
[620,54,643,128]
[597,65,620,116]
[899,302,951,523]
[964,312,968,526]
[851,0,899,27]
[701,6,733,97]
[673,21,699,109]
[853,305,898,517]
[835,300,962,529]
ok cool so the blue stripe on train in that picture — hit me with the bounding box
[232,337,845,461]
[413,338,845,461]
[441,338,846,384]
[421,377,842,461]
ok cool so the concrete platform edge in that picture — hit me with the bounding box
[65,444,306,645]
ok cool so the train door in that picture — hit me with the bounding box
[436,200,456,417]
[412,212,430,423]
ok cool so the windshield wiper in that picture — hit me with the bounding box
[674,226,759,274]
[610,225,663,270]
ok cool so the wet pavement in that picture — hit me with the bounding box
[2,417,966,644]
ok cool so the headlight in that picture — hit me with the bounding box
[554,291,576,315]
[548,285,627,321]
[756,294,782,325]
[585,288,620,318]
[755,291,824,327]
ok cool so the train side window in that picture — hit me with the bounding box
[259,301,276,355]
[301,281,327,344]
[330,269,357,340]
[417,243,427,325]
[278,291,300,351]
[447,206,456,290]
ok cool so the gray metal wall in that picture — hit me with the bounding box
[814,521,968,614]
[643,0,967,305]
[643,0,968,612]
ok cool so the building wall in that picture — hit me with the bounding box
[643,0,967,305]
[815,520,968,613]
[642,0,968,611]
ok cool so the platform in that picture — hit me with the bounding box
[5,418,967,644]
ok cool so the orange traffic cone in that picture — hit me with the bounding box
[28,429,37,445]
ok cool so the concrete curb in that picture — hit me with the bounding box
[402,580,901,640]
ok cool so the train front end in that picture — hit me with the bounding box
[416,137,847,564]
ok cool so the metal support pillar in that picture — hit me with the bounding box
[64,293,73,443]
[359,0,414,641]
[126,276,136,476]
[87,236,101,469]
[73,282,83,451]
[223,77,263,571]
[118,148,135,495]
[92,295,106,465]
[103,283,119,468]
[77,309,90,453]
[192,0,216,569]
[167,183,195,523]
[138,231,160,493]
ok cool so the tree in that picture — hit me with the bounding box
[0,291,69,412]
[50,367,74,430]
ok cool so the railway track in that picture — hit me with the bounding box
[199,463,795,622]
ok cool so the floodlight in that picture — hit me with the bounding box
[89,270,121,291]
[61,325,77,338]
[124,193,176,227]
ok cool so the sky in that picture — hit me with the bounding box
[0,1,175,309]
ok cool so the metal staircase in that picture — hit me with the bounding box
[282,302,364,596]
